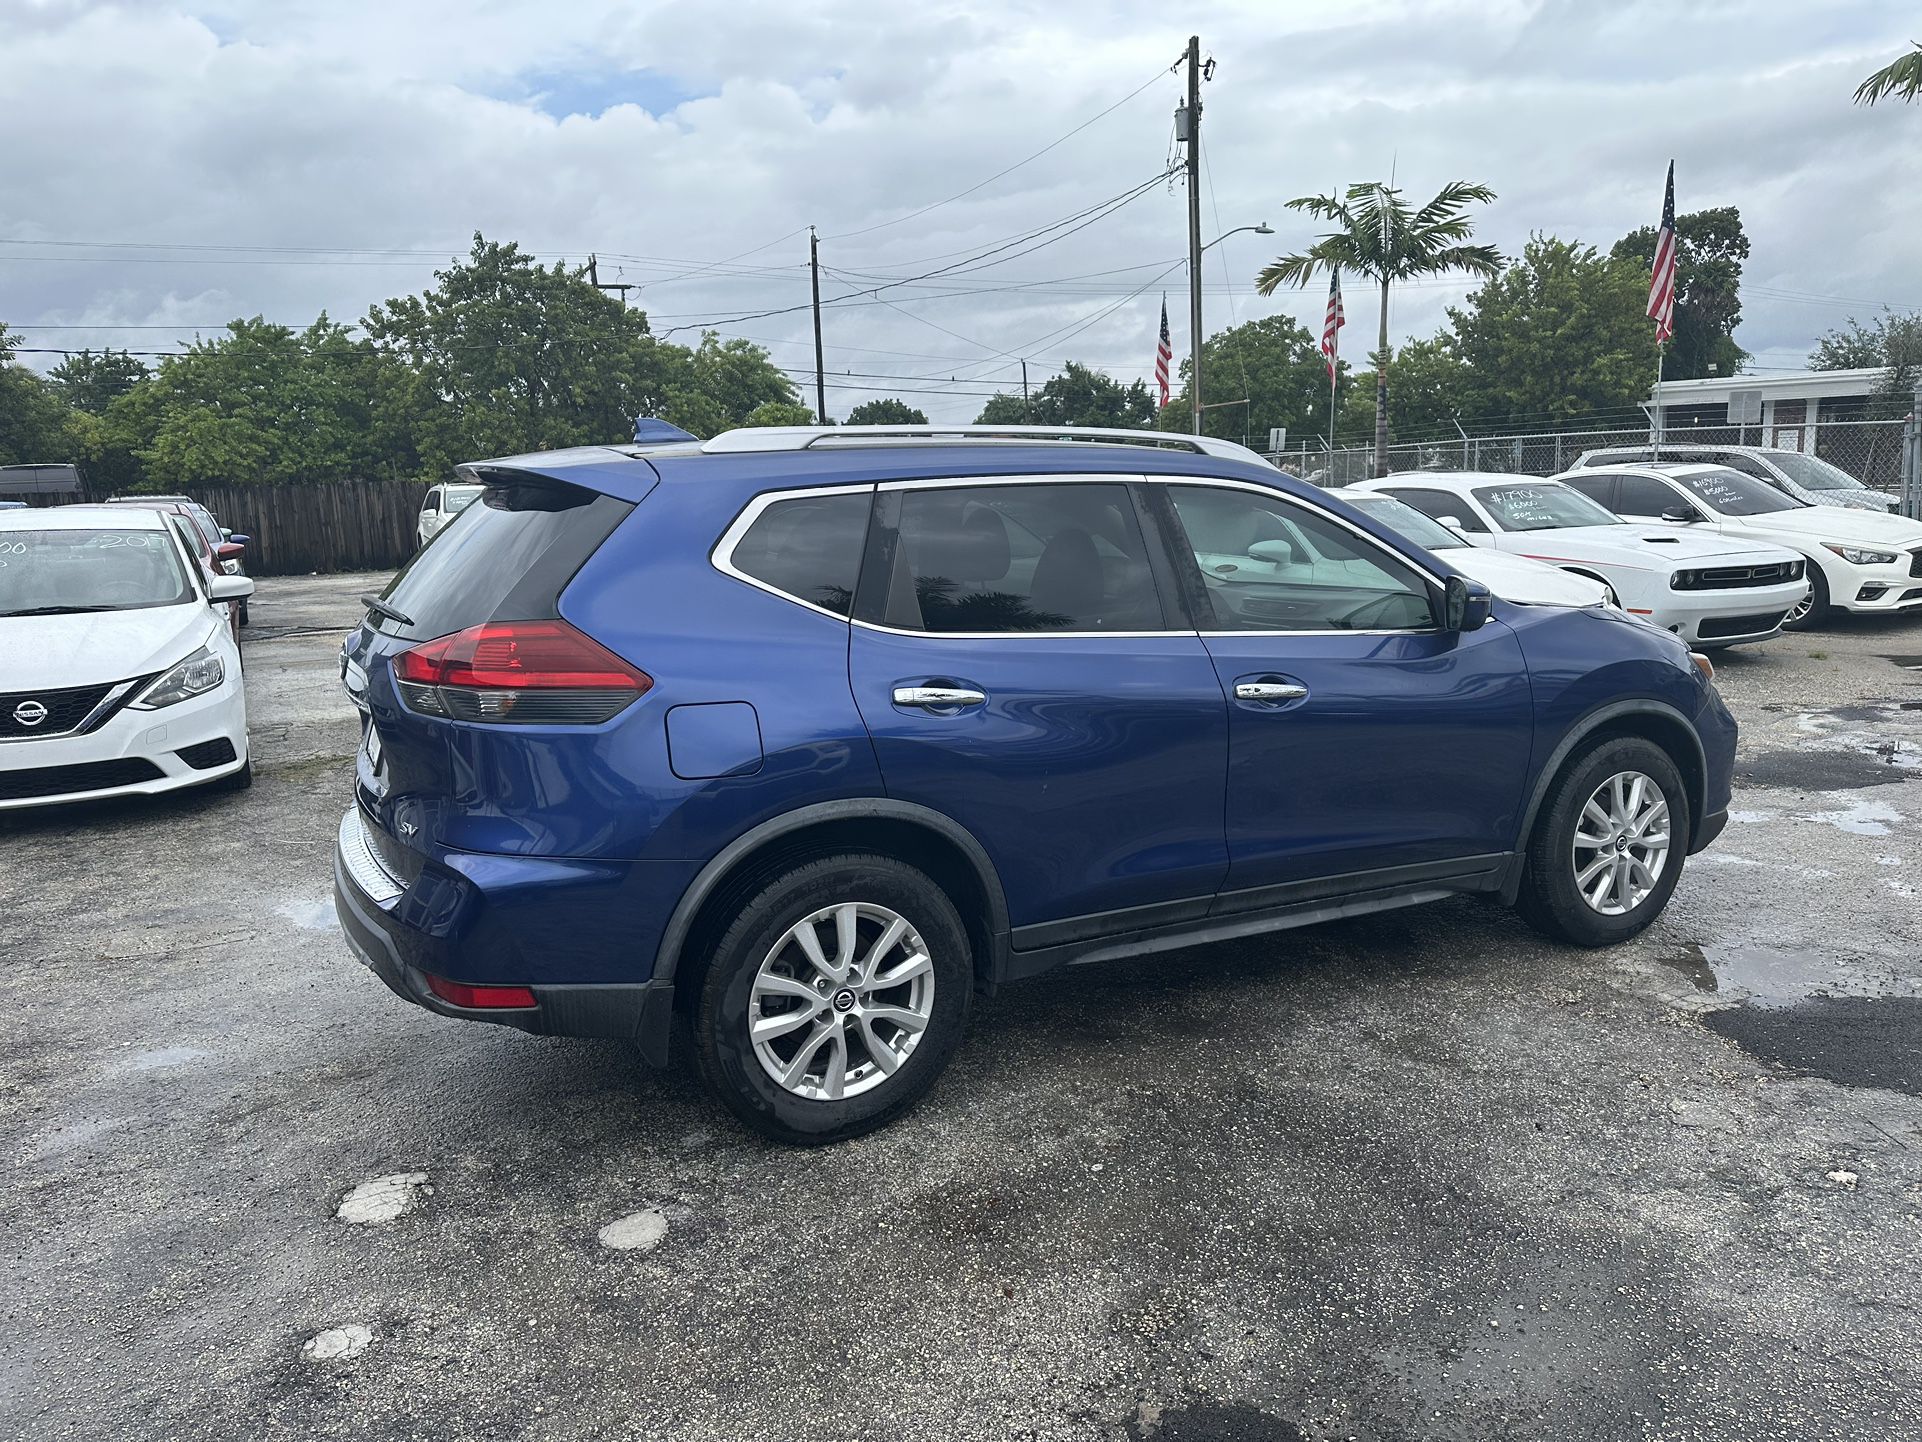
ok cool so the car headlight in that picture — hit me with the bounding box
[132,645,225,709]
[1822,543,1900,566]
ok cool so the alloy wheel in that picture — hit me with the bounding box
[1785,590,1814,626]
[748,902,935,1101]
[1571,770,1671,916]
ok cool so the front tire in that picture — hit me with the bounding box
[1517,737,1689,947]
[1783,564,1829,631]
[695,854,973,1144]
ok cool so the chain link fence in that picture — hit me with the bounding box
[1265,414,1919,517]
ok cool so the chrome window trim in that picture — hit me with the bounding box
[709,482,880,624]
[711,473,1449,640]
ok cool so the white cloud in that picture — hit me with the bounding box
[3,0,1917,427]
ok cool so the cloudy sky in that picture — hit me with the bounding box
[4,0,1917,428]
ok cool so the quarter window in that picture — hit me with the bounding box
[882,483,1163,633]
[1168,486,1436,632]
[730,491,872,616]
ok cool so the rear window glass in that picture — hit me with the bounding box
[728,491,871,616]
[378,480,633,640]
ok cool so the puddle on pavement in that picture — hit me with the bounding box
[1738,748,1914,791]
[1663,944,1922,1098]
[1661,944,1921,1008]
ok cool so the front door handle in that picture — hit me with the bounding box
[893,685,988,709]
[1234,681,1308,702]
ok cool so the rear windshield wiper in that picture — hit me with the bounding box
[359,594,415,627]
[0,604,124,617]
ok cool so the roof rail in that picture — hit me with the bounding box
[699,423,1273,466]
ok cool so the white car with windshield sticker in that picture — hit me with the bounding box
[0,506,254,808]
[1350,472,1809,648]
[1557,461,1922,628]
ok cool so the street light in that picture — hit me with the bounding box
[1190,223,1272,434]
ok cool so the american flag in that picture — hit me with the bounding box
[1154,296,1172,408]
[1320,269,1345,380]
[1647,160,1677,345]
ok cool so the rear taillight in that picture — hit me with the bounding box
[392,619,650,725]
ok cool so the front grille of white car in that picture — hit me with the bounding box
[1671,560,1804,591]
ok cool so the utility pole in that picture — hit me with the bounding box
[1021,359,1030,419]
[809,228,828,426]
[583,254,635,303]
[1182,35,1205,437]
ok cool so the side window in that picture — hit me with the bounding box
[1168,486,1437,633]
[883,482,1162,633]
[424,487,442,512]
[1564,474,1618,509]
[1382,487,1488,533]
[1615,475,1678,517]
[168,517,208,590]
[729,490,872,616]
[1713,453,1772,481]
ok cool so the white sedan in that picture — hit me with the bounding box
[1328,488,1612,608]
[1351,472,1810,648]
[1558,461,1922,628]
[0,506,254,808]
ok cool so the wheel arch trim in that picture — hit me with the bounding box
[649,798,1012,992]
[1501,697,1707,904]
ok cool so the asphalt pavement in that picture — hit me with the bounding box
[3,573,1920,1442]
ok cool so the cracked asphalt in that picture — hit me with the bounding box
[3,573,1920,1442]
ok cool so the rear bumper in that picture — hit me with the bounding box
[331,808,682,1063]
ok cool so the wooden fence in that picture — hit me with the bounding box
[64,478,429,577]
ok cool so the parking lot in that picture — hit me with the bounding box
[3,572,1919,1441]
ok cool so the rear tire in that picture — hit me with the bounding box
[206,757,253,794]
[695,854,973,1145]
[1783,564,1829,631]
[1517,737,1689,948]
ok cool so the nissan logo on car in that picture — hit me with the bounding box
[11,700,49,728]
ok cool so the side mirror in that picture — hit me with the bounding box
[1660,505,1701,524]
[1246,540,1295,565]
[1444,574,1492,633]
[215,541,245,561]
[209,574,255,602]
[1436,515,1468,532]
[227,533,251,547]
[220,527,232,540]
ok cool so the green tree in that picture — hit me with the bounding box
[742,400,818,427]
[1611,207,1749,381]
[48,349,150,415]
[975,361,1154,427]
[0,324,78,466]
[1255,180,1501,476]
[136,316,382,485]
[1445,236,1652,425]
[1155,315,1345,449]
[1855,43,1922,104]
[1812,309,1922,417]
[844,397,928,426]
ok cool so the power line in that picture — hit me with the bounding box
[819,63,1176,242]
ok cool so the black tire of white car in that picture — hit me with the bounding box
[695,854,973,1145]
[1517,736,1690,948]
[1783,564,1829,631]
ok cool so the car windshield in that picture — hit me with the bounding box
[1471,483,1621,531]
[1346,495,1467,550]
[1764,451,1868,493]
[1672,467,1804,516]
[0,528,195,616]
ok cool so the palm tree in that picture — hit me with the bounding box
[1256,181,1500,476]
[1855,43,1922,104]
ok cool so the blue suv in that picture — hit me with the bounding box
[335,425,1736,1143]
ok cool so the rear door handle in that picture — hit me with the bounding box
[893,686,988,709]
[1234,681,1308,702]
